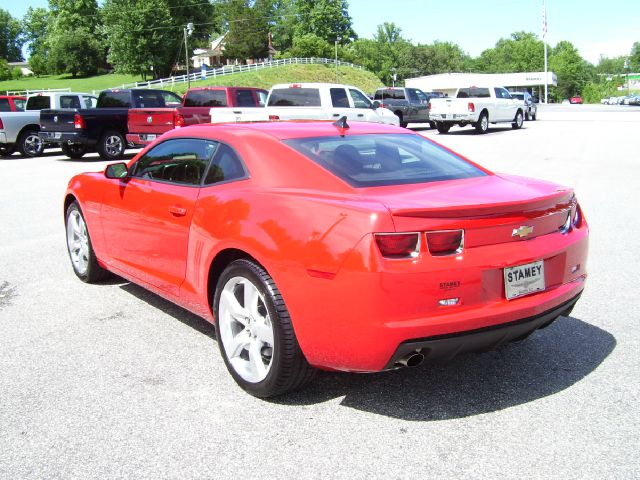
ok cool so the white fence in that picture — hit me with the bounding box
[98,57,364,94]
[4,87,72,96]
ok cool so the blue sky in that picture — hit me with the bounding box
[6,0,639,64]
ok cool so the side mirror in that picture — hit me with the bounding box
[105,162,129,179]
[372,100,381,109]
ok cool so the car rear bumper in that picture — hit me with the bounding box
[430,113,476,122]
[38,131,87,145]
[0,132,6,144]
[382,291,581,369]
[125,133,154,146]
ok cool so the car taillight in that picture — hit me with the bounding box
[268,115,280,121]
[0,118,4,129]
[572,203,583,228]
[174,112,185,128]
[375,233,420,259]
[426,230,463,256]
[379,102,387,108]
[427,102,431,110]
[74,114,85,129]
[468,102,475,112]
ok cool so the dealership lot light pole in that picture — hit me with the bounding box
[184,22,194,89]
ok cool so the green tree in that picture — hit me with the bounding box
[549,40,594,100]
[222,0,271,61]
[629,42,640,71]
[596,55,626,75]
[0,9,24,61]
[270,0,297,52]
[0,58,13,80]
[284,33,332,58]
[47,0,104,76]
[476,31,544,73]
[411,41,470,76]
[373,22,412,84]
[294,0,356,44]
[22,7,51,76]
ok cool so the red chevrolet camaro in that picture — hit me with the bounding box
[64,120,588,397]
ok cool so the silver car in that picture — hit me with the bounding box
[510,91,537,120]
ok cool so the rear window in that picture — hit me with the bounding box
[26,95,51,110]
[457,88,490,98]
[98,91,132,108]
[14,98,25,110]
[374,88,406,100]
[268,88,321,107]
[60,96,81,109]
[184,90,227,107]
[0,99,10,111]
[284,134,486,188]
[235,90,256,107]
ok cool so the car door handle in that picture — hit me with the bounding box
[332,113,340,117]
[169,206,187,216]
[357,114,364,117]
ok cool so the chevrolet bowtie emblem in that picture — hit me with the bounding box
[512,225,534,238]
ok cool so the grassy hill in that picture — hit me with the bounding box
[0,64,383,96]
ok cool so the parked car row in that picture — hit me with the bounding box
[601,95,640,105]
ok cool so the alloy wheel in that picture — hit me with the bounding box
[105,135,123,157]
[66,209,89,275]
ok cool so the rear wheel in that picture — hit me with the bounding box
[65,201,110,283]
[475,112,489,134]
[18,130,44,157]
[98,130,125,160]
[532,111,537,121]
[61,143,87,159]
[436,122,450,134]
[512,110,524,129]
[396,112,407,128]
[525,111,530,121]
[429,121,436,129]
[214,259,315,397]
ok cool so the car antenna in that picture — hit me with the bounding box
[333,116,349,132]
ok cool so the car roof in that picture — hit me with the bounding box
[164,120,408,141]
[270,83,360,90]
[187,86,265,91]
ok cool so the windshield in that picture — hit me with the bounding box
[284,134,486,187]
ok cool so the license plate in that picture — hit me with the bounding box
[442,114,447,119]
[143,134,156,141]
[54,132,62,139]
[504,260,545,300]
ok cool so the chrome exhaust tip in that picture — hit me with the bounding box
[395,352,425,368]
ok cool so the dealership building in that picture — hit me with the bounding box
[405,72,557,100]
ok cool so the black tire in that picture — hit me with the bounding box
[532,111,537,121]
[97,130,125,160]
[18,129,44,157]
[429,121,436,129]
[436,122,450,134]
[512,110,524,129]
[65,201,111,283]
[214,259,315,398]
[61,143,87,159]
[0,145,16,156]
[475,112,489,134]
[525,111,530,121]
[396,112,407,128]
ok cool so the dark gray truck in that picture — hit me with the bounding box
[39,88,181,159]
[373,87,433,128]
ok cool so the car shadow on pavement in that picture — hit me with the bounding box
[442,127,522,136]
[271,316,615,421]
[56,152,139,163]
[118,281,216,340]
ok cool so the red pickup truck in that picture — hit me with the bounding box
[126,86,267,146]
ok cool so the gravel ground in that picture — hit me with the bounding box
[0,104,638,479]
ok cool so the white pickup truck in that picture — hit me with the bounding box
[0,92,97,157]
[208,83,400,126]
[429,86,523,134]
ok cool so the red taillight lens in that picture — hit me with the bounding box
[379,102,387,108]
[268,115,280,121]
[0,118,4,129]
[572,203,583,228]
[375,233,420,258]
[426,230,463,256]
[174,112,185,128]
[73,114,85,129]
[468,102,475,112]
[428,102,431,110]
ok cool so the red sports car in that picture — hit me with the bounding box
[570,96,583,104]
[64,120,588,397]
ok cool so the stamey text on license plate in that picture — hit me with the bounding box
[504,260,545,300]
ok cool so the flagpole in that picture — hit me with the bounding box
[543,0,548,104]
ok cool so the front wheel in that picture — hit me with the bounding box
[512,110,524,129]
[396,112,407,128]
[65,202,110,283]
[18,130,44,157]
[61,143,87,159]
[531,111,537,121]
[436,122,451,134]
[214,259,315,397]
[98,130,125,160]
[475,113,489,134]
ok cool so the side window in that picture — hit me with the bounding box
[406,89,420,103]
[349,89,372,109]
[204,144,247,185]
[60,96,81,109]
[501,88,512,99]
[83,96,98,108]
[13,98,26,111]
[132,139,217,186]
[0,99,10,111]
[235,89,256,107]
[330,88,350,108]
[161,91,182,107]
[256,90,267,107]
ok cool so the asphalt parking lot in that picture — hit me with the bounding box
[1,104,638,479]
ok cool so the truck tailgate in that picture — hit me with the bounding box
[128,108,175,134]
[429,98,472,116]
[39,109,77,133]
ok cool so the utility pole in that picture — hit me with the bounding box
[184,23,194,88]
[335,36,341,83]
[543,0,548,104]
